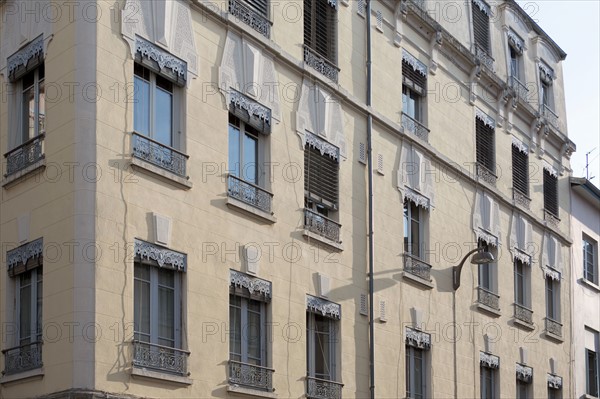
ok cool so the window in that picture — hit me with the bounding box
[20,65,46,145]
[583,235,598,284]
[545,276,560,321]
[543,169,559,217]
[17,268,43,348]
[404,199,422,259]
[480,365,496,399]
[476,117,495,174]
[588,347,599,397]
[307,313,336,382]
[509,47,520,80]
[134,63,177,147]
[548,386,562,399]
[406,346,426,398]
[303,0,337,64]
[514,259,528,306]
[478,241,497,295]
[516,379,529,398]
[512,144,529,196]
[541,80,554,109]
[402,59,426,122]
[472,0,490,53]
[229,114,261,186]
[229,0,270,37]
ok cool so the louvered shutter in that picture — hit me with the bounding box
[304,0,337,64]
[242,0,268,17]
[544,169,559,217]
[402,60,427,95]
[476,118,495,172]
[512,145,529,196]
[304,144,339,207]
[472,3,490,52]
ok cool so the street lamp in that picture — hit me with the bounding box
[452,246,495,290]
[451,245,495,398]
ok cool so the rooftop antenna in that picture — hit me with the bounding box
[584,148,597,181]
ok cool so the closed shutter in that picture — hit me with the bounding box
[472,3,490,52]
[402,60,427,95]
[304,0,337,63]
[242,0,268,17]
[476,119,495,172]
[304,144,339,207]
[512,145,529,196]
[544,170,559,216]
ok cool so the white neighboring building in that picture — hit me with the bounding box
[571,177,600,398]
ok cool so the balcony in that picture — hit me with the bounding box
[132,132,188,178]
[542,104,560,131]
[2,341,43,376]
[401,113,430,143]
[228,360,274,392]
[304,209,341,243]
[229,0,271,38]
[544,209,560,228]
[513,189,531,209]
[402,253,432,284]
[510,76,529,103]
[4,134,45,177]
[513,303,533,326]
[228,174,273,214]
[476,163,497,186]
[306,376,343,399]
[477,287,500,311]
[303,45,339,83]
[132,340,189,376]
[474,44,494,71]
[545,317,563,339]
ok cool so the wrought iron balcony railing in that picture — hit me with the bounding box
[132,132,188,178]
[401,113,430,143]
[510,76,529,103]
[2,341,43,375]
[303,45,339,83]
[514,303,533,325]
[227,174,273,214]
[132,340,189,376]
[545,317,562,338]
[307,376,343,399]
[474,44,494,70]
[476,163,497,186]
[304,209,341,243]
[4,134,45,177]
[513,189,531,209]
[403,253,432,281]
[229,0,271,38]
[229,360,274,391]
[477,287,500,310]
[542,104,560,131]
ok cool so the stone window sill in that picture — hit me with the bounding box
[131,367,193,385]
[227,384,278,398]
[543,331,564,343]
[401,271,434,289]
[302,230,343,251]
[580,278,600,293]
[476,303,502,317]
[512,318,535,331]
[584,394,599,399]
[0,367,44,385]
[2,158,46,188]
[226,197,277,224]
[131,158,192,189]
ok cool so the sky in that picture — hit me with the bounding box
[516,0,600,185]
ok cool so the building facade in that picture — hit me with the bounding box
[571,178,600,399]
[0,0,577,398]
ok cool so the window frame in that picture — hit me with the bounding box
[509,46,521,81]
[480,365,496,399]
[304,141,340,214]
[583,235,598,284]
[516,378,530,399]
[404,199,424,259]
[543,169,559,218]
[478,241,497,293]
[472,0,491,54]
[514,259,530,307]
[540,79,554,110]
[19,65,46,146]
[229,291,268,367]
[133,62,183,150]
[406,345,426,399]
[545,275,560,321]
[512,144,529,196]
[587,348,599,397]
[133,260,183,350]
[475,117,496,174]
[303,0,338,64]
[16,267,43,346]
[228,114,268,188]
[306,312,337,382]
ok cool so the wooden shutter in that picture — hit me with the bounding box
[304,144,339,207]
[476,118,495,172]
[544,170,559,216]
[472,3,490,52]
[512,145,529,196]
[304,0,337,63]
[402,60,427,95]
[243,0,268,17]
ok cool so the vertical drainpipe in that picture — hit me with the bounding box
[366,1,375,398]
